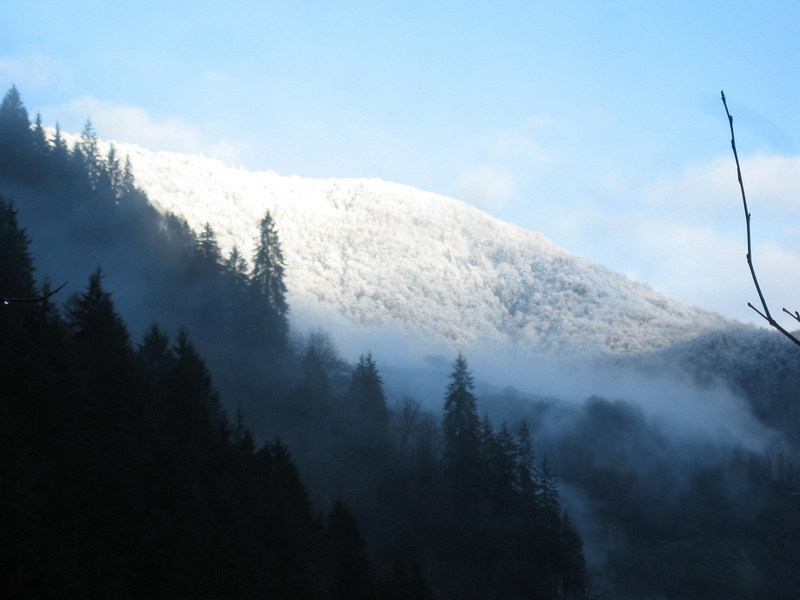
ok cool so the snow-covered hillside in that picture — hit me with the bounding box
[91,138,732,357]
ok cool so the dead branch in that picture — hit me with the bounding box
[1,281,68,305]
[721,90,800,347]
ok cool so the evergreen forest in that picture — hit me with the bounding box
[3,85,800,599]
[0,85,588,599]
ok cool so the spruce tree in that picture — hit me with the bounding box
[322,500,376,600]
[31,112,49,159]
[516,421,538,503]
[79,118,102,187]
[65,267,136,422]
[224,245,250,292]
[250,210,289,345]
[0,195,36,298]
[170,327,227,441]
[121,154,136,195]
[442,353,481,493]
[105,144,122,196]
[198,222,222,266]
[67,267,131,357]
[349,353,389,432]
[0,85,33,177]
[49,123,70,175]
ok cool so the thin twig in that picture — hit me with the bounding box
[1,281,68,305]
[782,308,800,325]
[721,90,800,347]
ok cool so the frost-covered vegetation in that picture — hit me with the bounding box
[74,132,734,357]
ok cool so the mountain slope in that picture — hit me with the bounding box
[102,140,731,357]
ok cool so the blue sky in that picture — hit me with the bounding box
[3,0,800,326]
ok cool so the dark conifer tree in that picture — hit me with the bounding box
[67,142,91,190]
[170,327,227,441]
[49,123,71,177]
[515,421,538,502]
[0,85,30,138]
[31,112,49,159]
[0,85,33,177]
[489,422,518,512]
[560,512,589,599]
[294,342,332,422]
[250,210,289,346]
[322,500,377,600]
[198,222,222,270]
[121,154,136,195]
[104,144,122,196]
[66,267,133,382]
[348,352,390,433]
[137,322,177,421]
[538,455,561,526]
[78,118,102,187]
[0,195,36,298]
[224,244,250,292]
[442,353,481,493]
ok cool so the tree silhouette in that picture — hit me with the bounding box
[441,353,481,495]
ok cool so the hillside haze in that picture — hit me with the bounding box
[105,139,732,359]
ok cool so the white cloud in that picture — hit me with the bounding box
[510,150,800,326]
[454,165,516,212]
[46,96,248,166]
[644,153,800,216]
[594,153,800,325]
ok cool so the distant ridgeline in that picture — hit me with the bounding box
[0,86,590,598]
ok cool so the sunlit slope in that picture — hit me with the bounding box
[113,142,731,355]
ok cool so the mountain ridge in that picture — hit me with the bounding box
[72,134,735,358]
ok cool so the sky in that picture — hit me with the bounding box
[2,0,800,327]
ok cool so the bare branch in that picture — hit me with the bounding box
[721,90,800,347]
[1,281,68,305]
[782,307,800,325]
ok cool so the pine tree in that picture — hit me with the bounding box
[137,323,176,388]
[489,422,518,512]
[66,267,135,404]
[0,86,31,143]
[121,154,136,195]
[49,123,70,174]
[250,210,289,345]
[348,353,389,433]
[0,195,36,299]
[171,327,227,441]
[442,353,481,493]
[322,500,376,600]
[0,85,33,176]
[67,267,131,355]
[198,222,222,267]
[79,119,102,187]
[560,512,589,599]
[105,144,122,196]
[516,421,538,502]
[224,245,250,292]
[538,455,561,526]
[31,112,49,159]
